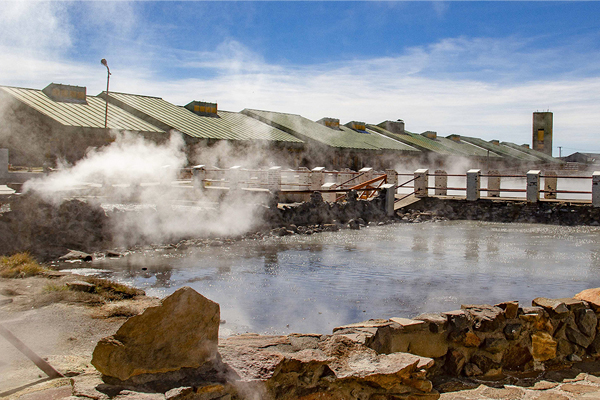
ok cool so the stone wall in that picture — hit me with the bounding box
[264,189,392,228]
[403,197,600,226]
[333,290,600,379]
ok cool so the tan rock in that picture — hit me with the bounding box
[387,330,449,359]
[575,288,600,310]
[92,287,220,381]
[531,331,557,362]
[464,331,482,348]
[496,301,519,319]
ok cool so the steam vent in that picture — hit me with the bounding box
[0,82,562,169]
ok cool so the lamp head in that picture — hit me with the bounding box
[101,58,108,67]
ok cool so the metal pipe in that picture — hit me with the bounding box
[0,324,63,379]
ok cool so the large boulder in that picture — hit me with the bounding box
[92,287,220,381]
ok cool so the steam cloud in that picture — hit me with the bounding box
[23,132,269,248]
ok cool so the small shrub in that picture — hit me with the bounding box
[104,304,139,318]
[0,253,47,278]
[83,277,145,301]
[43,283,69,292]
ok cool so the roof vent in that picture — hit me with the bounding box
[316,117,340,130]
[490,140,500,146]
[448,134,461,142]
[42,83,87,104]
[185,101,218,117]
[422,131,437,140]
[345,121,366,131]
[377,120,405,134]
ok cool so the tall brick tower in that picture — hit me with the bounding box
[532,112,553,156]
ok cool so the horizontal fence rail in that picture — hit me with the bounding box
[2,160,599,207]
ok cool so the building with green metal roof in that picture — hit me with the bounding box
[0,83,166,165]
[501,141,563,165]
[102,92,304,144]
[0,81,563,171]
[241,109,420,170]
[461,136,545,165]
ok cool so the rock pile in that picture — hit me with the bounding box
[265,189,393,229]
[91,287,438,399]
[404,197,600,226]
[335,290,600,379]
[0,193,110,260]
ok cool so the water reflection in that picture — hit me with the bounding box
[79,221,600,336]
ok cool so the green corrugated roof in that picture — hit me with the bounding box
[106,92,303,143]
[436,136,503,158]
[367,125,454,155]
[501,142,562,164]
[242,109,418,151]
[340,126,420,152]
[461,137,540,162]
[0,86,164,132]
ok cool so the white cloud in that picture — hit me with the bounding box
[1,2,599,154]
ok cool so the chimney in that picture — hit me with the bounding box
[447,134,461,142]
[521,144,530,149]
[532,111,553,156]
[42,83,87,104]
[345,121,366,131]
[378,120,405,134]
[185,101,218,117]
[421,131,437,140]
[316,117,340,130]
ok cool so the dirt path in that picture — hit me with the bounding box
[0,274,158,395]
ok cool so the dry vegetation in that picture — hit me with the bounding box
[1,253,149,316]
[0,252,48,278]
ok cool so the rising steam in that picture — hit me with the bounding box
[23,132,269,248]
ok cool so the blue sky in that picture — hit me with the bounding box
[1,1,600,156]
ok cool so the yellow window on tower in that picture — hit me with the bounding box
[537,129,545,142]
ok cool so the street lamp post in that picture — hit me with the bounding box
[101,59,111,129]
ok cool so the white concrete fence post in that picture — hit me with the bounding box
[192,165,206,191]
[593,171,600,207]
[434,170,447,196]
[381,183,398,217]
[229,166,242,191]
[358,167,373,185]
[414,169,429,198]
[0,149,8,184]
[527,170,541,203]
[310,167,325,191]
[268,166,281,193]
[385,169,398,186]
[544,171,557,200]
[466,169,481,201]
[321,182,337,202]
[487,170,500,197]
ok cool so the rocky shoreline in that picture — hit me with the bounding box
[4,280,600,400]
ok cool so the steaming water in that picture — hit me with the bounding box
[79,221,600,336]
